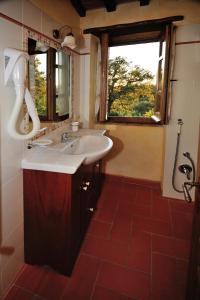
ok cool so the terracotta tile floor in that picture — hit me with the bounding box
[3,179,194,300]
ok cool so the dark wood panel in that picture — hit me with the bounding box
[140,0,150,6]
[23,170,73,275]
[84,16,184,38]
[23,161,102,276]
[186,186,200,299]
[70,0,150,17]
[109,30,161,46]
[186,137,200,299]
[103,0,117,12]
[70,0,86,17]
[99,32,109,122]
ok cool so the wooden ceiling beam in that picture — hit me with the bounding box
[140,0,150,6]
[84,15,184,37]
[103,0,117,12]
[70,0,86,17]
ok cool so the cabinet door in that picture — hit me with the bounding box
[79,164,94,235]
[74,163,101,236]
[92,161,102,206]
[81,181,94,234]
[23,163,103,277]
[23,170,73,275]
[71,168,85,251]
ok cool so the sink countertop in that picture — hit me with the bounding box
[21,128,106,174]
[21,148,85,174]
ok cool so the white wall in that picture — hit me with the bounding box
[162,24,200,199]
[0,0,69,296]
[79,0,200,183]
[0,16,24,296]
[79,34,99,128]
[79,23,200,192]
[0,3,199,297]
[80,0,200,29]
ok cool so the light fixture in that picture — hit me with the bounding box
[52,25,76,49]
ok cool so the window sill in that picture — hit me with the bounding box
[37,114,69,122]
[104,116,163,126]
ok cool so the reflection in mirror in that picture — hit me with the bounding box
[55,51,70,118]
[28,38,71,122]
[29,50,47,118]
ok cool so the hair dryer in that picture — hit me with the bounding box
[4,48,40,140]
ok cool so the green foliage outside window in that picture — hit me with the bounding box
[33,57,47,117]
[108,56,156,118]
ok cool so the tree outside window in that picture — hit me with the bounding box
[108,55,156,118]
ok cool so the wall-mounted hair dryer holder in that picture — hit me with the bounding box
[4,48,40,140]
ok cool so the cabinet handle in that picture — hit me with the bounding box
[82,186,88,191]
[85,181,90,186]
[87,207,94,212]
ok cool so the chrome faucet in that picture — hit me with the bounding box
[178,164,192,180]
[182,181,200,203]
[61,132,70,143]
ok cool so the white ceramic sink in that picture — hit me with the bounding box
[21,129,113,174]
[61,135,113,165]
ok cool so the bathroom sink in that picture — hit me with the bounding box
[61,135,113,165]
[21,129,112,174]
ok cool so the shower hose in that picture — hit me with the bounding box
[172,119,195,193]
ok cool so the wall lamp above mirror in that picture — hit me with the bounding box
[53,25,77,49]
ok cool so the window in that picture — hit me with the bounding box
[55,51,71,119]
[96,21,175,124]
[28,38,71,121]
[108,42,160,120]
[29,52,48,119]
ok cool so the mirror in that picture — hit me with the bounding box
[28,38,71,122]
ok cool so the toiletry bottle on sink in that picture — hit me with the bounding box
[71,121,79,132]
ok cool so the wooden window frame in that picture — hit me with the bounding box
[28,39,69,122]
[53,51,71,122]
[99,25,172,125]
[44,48,69,122]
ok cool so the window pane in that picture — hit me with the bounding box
[108,42,159,118]
[55,51,70,117]
[29,53,47,117]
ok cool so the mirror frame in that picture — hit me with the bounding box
[24,29,72,123]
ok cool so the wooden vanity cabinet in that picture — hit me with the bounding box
[23,161,102,276]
